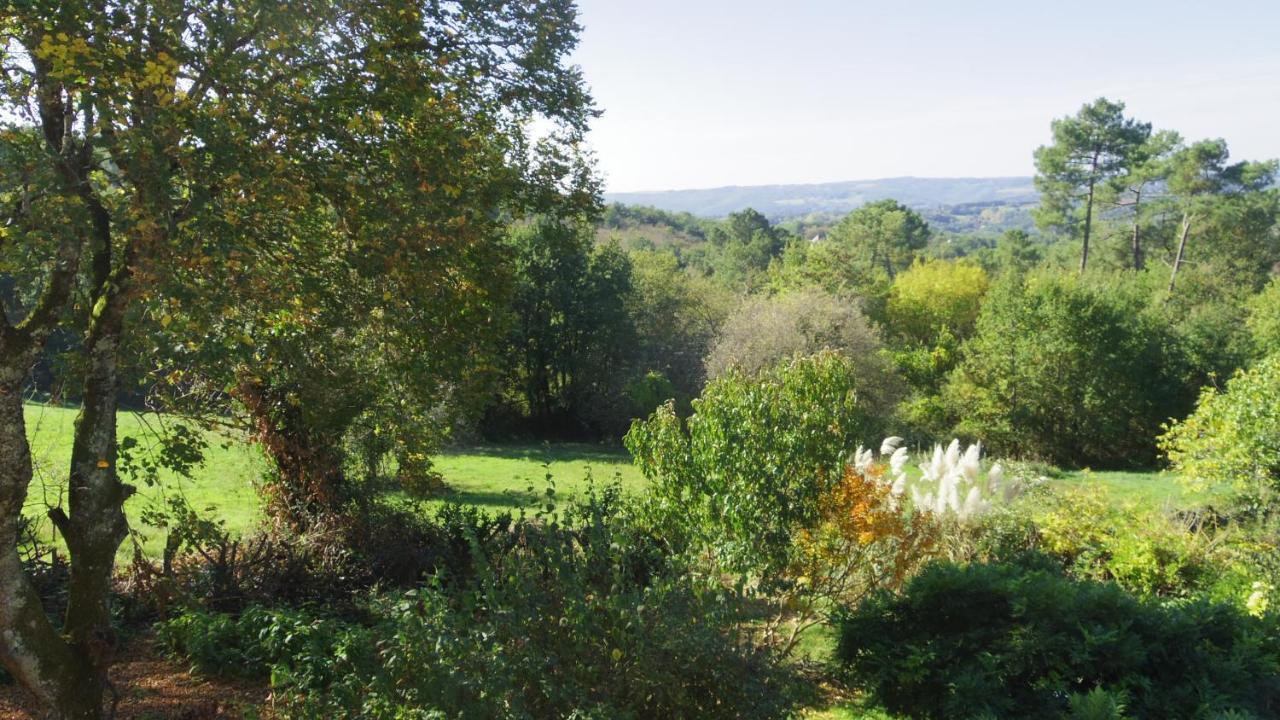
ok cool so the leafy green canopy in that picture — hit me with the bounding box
[495,218,636,438]
[0,1,597,713]
[1162,353,1280,497]
[625,351,882,576]
[772,199,930,315]
[92,0,604,515]
[946,272,1189,467]
[886,258,990,346]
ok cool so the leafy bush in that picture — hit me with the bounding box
[837,559,1280,719]
[945,272,1188,467]
[776,462,937,653]
[1248,279,1280,355]
[129,495,516,613]
[886,258,989,346]
[161,486,803,719]
[704,288,902,416]
[626,351,883,576]
[1030,486,1229,600]
[1161,353,1280,495]
[628,248,735,414]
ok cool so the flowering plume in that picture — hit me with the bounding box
[853,438,1014,521]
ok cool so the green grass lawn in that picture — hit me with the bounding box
[21,403,645,556]
[21,400,1218,561]
[1051,468,1217,509]
[23,402,267,557]
[428,442,645,511]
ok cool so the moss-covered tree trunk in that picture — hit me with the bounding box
[0,202,131,718]
[50,280,133,719]
[236,379,347,529]
[0,366,103,720]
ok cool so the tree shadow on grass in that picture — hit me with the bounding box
[439,488,538,512]
[440,443,630,465]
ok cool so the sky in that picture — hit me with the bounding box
[570,0,1280,193]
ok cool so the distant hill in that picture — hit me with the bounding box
[605,176,1038,220]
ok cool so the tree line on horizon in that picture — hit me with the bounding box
[0,0,1276,709]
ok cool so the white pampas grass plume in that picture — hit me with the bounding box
[853,446,874,473]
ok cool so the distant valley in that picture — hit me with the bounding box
[604,176,1038,220]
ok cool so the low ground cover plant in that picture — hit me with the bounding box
[837,558,1280,720]
[160,486,805,719]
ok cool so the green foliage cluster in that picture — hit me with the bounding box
[837,559,1280,720]
[689,208,795,290]
[703,288,902,416]
[945,272,1189,466]
[160,488,803,720]
[1030,487,1234,600]
[886,259,990,346]
[625,351,881,576]
[494,219,638,438]
[772,199,931,313]
[1162,354,1280,496]
[1247,280,1280,356]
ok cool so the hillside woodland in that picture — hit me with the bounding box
[1,4,1279,719]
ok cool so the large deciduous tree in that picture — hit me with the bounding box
[1034,98,1151,273]
[0,2,594,717]
[773,199,930,313]
[497,217,635,438]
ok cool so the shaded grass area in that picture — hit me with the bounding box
[427,442,645,512]
[21,403,644,556]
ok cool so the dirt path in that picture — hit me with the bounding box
[0,636,267,719]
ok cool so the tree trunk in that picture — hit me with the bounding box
[0,189,127,717]
[1131,189,1144,271]
[0,331,127,720]
[50,283,133,719]
[0,366,105,720]
[1168,212,1193,296]
[236,379,346,529]
[1080,177,1095,274]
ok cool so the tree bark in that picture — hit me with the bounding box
[51,279,133,719]
[1080,176,1095,274]
[0,367,103,720]
[0,144,126,715]
[1168,212,1193,296]
[0,225,128,719]
[236,379,346,529]
[1131,189,1144,271]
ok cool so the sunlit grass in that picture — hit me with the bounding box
[21,403,644,557]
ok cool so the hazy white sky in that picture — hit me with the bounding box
[571,0,1280,193]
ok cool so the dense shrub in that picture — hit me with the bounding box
[945,272,1189,467]
[626,351,883,576]
[886,259,988,439]
[886,258,990,346]
[1162,353,1280,496]
[837,559,1280,719]
[775,462,937,653]
[1248,279,1280,355]
[161,487,803,719]
[1031,486,1230,600]
[627,248,735,414]
[704,288,902,417]
[128,496,517,613]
